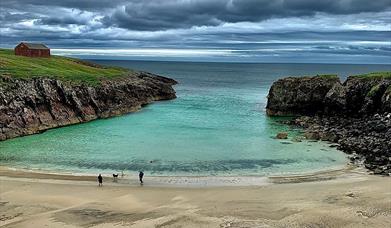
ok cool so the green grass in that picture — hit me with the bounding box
[0,49,132,86]
[290,74,339,79]
[367,84,381,97]
[315,74,338,78]
[352,72,391,79]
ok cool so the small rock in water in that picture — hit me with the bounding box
[276,132,288,139]
[304,131,320,140]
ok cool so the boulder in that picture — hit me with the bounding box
[276,132,288,139]
[304,131,320,140]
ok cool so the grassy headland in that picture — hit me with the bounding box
[0,49,132,85]
[315,74,338,78]
[352,71,391,79]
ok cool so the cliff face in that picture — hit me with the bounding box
[0,72,177,141]
[343,77,391,114]
[266,76,391,116]
[266,76,340,116]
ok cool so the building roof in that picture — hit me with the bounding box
[19,42,49,50]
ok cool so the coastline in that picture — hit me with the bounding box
[266,74,391,175]
[0,163,361,187]
[1,166,390,227]
[0,71,177,141]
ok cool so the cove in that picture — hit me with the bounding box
[2,61,389,176]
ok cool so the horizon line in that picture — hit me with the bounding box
[83,57,391,66]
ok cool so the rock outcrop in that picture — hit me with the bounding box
[266,74,391,175]
[266,76,340,116]
[0,72,177,141]
[267,75,391,116]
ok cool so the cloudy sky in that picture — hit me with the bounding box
[1,0,390,63]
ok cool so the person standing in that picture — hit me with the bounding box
[98,174,103,187]
[139,171,144,184]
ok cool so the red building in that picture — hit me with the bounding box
[14,42,50,57]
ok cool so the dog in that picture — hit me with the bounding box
[113,173,119,182]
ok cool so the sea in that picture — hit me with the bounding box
[1,61,390,177]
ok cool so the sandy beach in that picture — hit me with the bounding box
[0,167,390,228]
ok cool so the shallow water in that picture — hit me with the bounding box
[1,62,390,176]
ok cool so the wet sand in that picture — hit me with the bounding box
[0,167,390,227]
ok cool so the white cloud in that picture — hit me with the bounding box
[52,48,235,57]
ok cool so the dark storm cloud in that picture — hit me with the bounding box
[0,0,128,11]
[1,0,390,30]
[103,0,391,31]
[0,0,390,63]
[35,17,85,26]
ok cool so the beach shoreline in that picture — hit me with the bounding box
[1,166,390,227]
[0,164,360,187]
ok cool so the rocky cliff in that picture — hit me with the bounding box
[266,75,391,116]
[0,72,177,141]
[266,76,340,116]
[266,73,391,175]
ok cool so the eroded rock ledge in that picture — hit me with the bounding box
[266,75,391,175]
[0,72,177,141]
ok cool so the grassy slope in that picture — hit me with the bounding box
[0,49,132,85]
[352,71,391,79]
[287,74,338,79]
[315,72,391,79]
[0,47,389,84]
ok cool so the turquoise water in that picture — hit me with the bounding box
[1,62,390,176]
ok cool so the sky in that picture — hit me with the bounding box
[1,0,391,63]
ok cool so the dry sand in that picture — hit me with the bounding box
[0,167,390,228]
